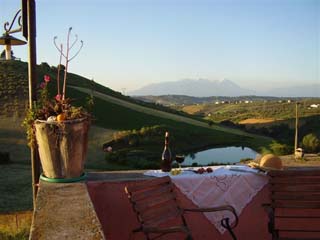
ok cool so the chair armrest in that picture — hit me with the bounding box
[261,203,273,216]
[184,205,238,240]
[183,205,238,228]
[262,203,271,208]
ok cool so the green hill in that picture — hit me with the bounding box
[0,60,273,213]
[0,60,274,169]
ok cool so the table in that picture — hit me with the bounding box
[144,165,268,233]
[87,167,272,240]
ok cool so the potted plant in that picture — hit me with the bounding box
[23,28,91,182]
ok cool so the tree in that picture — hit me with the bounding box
[0,50,5,59]
[0,50,14,59]
[302,133,320,153]
[40,62,50,70]
[270,141,292,155]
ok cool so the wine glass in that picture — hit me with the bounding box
[175,155,185,170]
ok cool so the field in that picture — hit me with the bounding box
[239,118,277,124]
[0,60,316,216]
[73,86,262,137]
[178,99,320,124]
[1,60,317,221]
[0,211,31,240]
[0,87,271,214]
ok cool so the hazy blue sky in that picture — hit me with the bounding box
[1,0,319,93]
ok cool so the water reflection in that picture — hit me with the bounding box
[183,146,257,166]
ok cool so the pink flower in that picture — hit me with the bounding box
[103,146,112,152]
[40,82,46,89]
[55,94,62,101]
[44,75,50,83]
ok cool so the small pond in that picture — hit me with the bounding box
[182,146,258,166]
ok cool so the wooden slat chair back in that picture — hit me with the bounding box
[267,168,320,240]
[125,176,238,240]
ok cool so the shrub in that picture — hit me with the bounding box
[128,135,140,146]
[220,120,236,127]
[240,158,253,163]
[40,62,50,71]
[302,133,320,153]
[269,142,292,155]
[0,229,29,240]
[112,125,165,146]
[0,152,10,164]
[191,162,198,167]
[106,149,128,164]
[131,159,159,169]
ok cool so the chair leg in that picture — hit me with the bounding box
[129,227,142,240]
[129,231,135,240]
[185,234,193,240]
[263,204,278,240]
[272,230,279,240]
[221,218,237,240]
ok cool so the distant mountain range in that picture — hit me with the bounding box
[129,79,320,98]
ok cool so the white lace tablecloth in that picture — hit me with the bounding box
[144,165,268,234]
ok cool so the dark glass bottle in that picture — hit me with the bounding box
[161,131,172,172]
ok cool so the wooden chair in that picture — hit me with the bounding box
[265,168,320,240]
[125,176,238,240]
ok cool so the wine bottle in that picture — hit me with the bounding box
[161,131,172,172]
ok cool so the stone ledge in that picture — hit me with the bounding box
[86,170,153,182]
[29,180,105,240]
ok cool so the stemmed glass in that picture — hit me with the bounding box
[175,155,185,170]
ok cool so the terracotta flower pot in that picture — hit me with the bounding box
[34,117,90,179]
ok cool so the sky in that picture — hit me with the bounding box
[1,0,319,94]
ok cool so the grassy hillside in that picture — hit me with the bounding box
[0,61,275,167]
[0,60,273,213]
[179,100,320,123]
[68,86,271,169]
[0,60,269,138]
[170,97,320,150]
[138,96,320,144]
